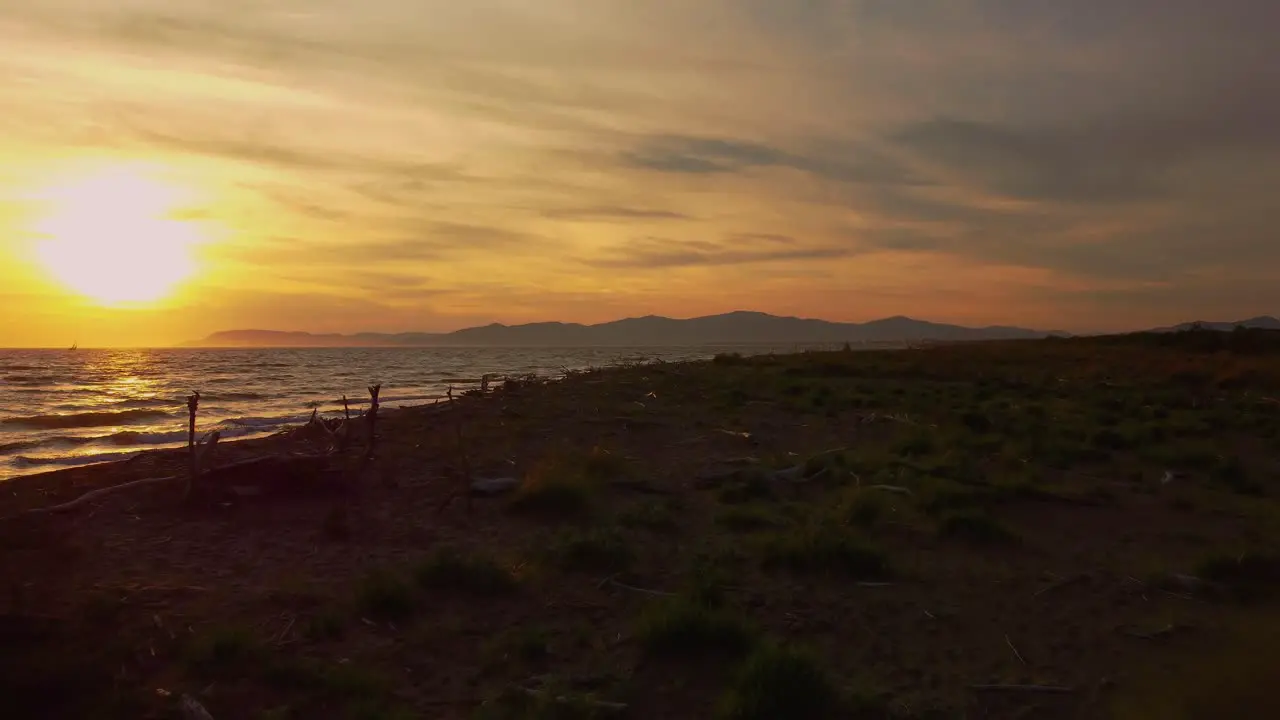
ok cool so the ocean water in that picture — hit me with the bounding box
[0,345,816,480]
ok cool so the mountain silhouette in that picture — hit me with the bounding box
[1150,316,1280,333]
[183,311,1055,348]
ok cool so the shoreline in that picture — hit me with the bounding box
[0,390,467,515]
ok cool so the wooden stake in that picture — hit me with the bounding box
[365,384,381,461]
[185,391,200,499]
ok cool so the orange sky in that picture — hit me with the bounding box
[1,2,1276,347]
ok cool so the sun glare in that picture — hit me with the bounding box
[30,163,207,306]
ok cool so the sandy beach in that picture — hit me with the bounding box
[3,338,1279,719]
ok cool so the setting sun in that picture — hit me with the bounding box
[29,163,206,306]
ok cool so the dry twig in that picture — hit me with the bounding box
[598,575,675,597]
[1005,634,1027,666]
[969,684,1074,694]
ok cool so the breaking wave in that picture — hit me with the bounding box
[1,408,174,430]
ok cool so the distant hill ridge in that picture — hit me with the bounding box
[182,311,1059,348]
[1150,316,1280,333]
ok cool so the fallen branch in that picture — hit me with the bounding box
[969,684,1074,694]
[1121,623,1180,640]
[180,694,215,720]
[598,576,675,597]
[194,431,221,477]
[866,484,913,496]
[969,684,1073,694]
[1034,573,1085,598]
[1005,634,1027,666]
[18,474,182,516]
[16,452,334,516]
[608,478,674,496]
[519,688,627,713]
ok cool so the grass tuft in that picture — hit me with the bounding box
[716,505,784,533]
[1195,552,1280,602]
[184,626,259,673]
[355,569,415,621]
[842,489,892,527]
[509,476,594,519]
[760,525,892,580]
[546,528,634,573]
[938,510,1020,545]
[415,548,519,596]
[635,596,759,658]
[717,644,845,720]
[619,500,680,531]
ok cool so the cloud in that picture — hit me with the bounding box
[587,235,851,269]
[540,206,691,222]
[623,135,921,186]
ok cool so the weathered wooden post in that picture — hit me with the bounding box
[365,384,381,461]
[185,391,200,498]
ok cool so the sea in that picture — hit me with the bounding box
[0,345,821,481]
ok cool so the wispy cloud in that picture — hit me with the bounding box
[587,235,851,269]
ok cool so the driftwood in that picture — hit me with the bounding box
[969,684,1074,694]
[596,574,675,597]
[1005,634,1028,666]
[607,478,675,496]
[180,694,215,720]
[1034,573,1086,598]
[15,453,337,516]
[19,474,183,516]
[865,484,913,496]
[519,688,627,713]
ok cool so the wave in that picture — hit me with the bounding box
[13,450,142,468]
[381,393,444,404]
[103,429,191,446]
[0,439,42,454]
[109,397,178,409]
[201,391,270,401]
[222,414,312,429]
[4,375,55,385]
[0,408,173,430]
[0,423,282,458]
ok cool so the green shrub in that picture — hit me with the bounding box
[547,528,634,573]
[1196,552,1280,602]
[415,548,519,596]
[843,490,890,527]
[717,644,845,720]
[760,525,891,580]
[635,597,758,658]
[716,505,784,533]
[509,476,593,519]
[184,626,258,673]
[355,569,415,621]
[938,510,1019,545]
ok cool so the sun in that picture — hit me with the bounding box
[30,163,206,305]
